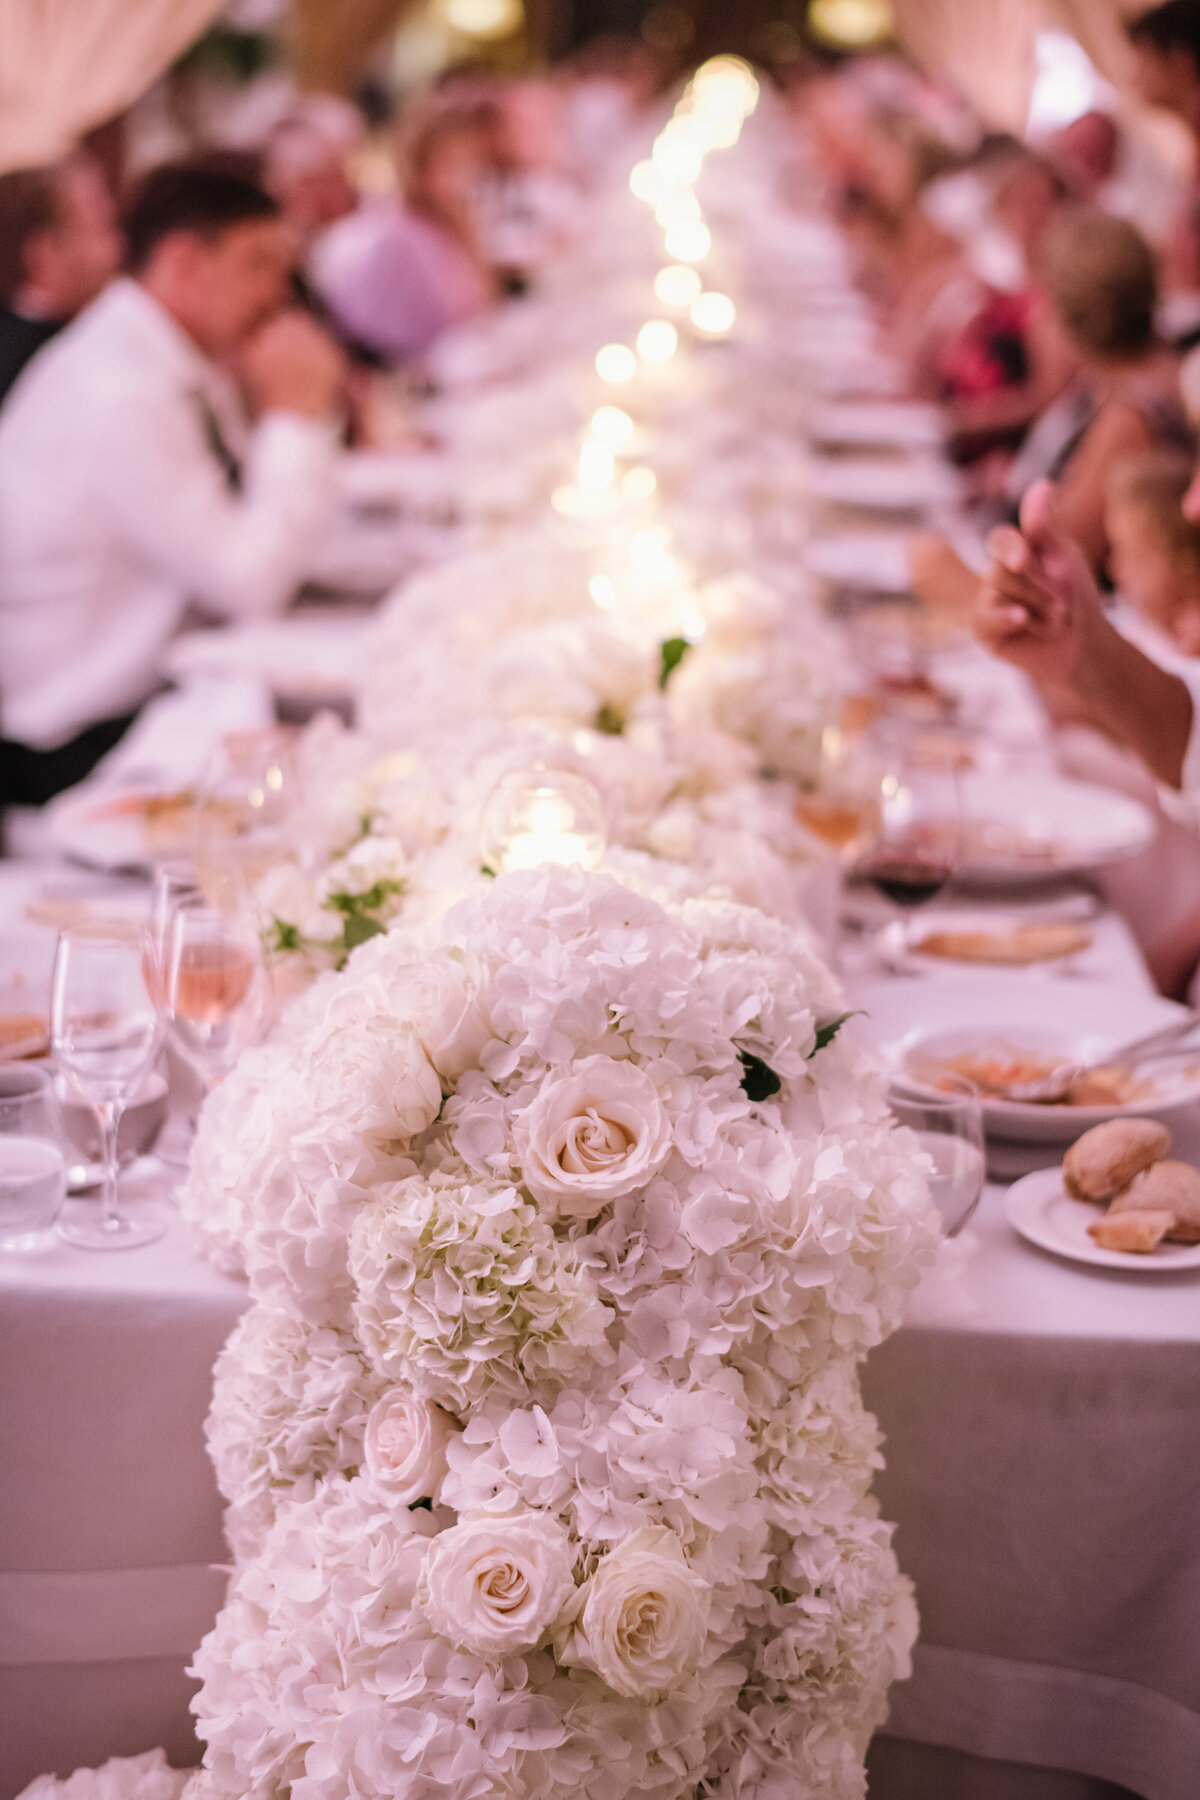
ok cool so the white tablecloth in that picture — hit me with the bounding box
[845,893,1200,1800]
[3,772,1199,1799]
[865,1156,1200,1800]
[0,1193,248,1798]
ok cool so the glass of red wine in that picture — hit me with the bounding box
[852,743,962,974]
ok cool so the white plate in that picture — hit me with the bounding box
[164,618,371,700]
[959,772,1153,882]
[805,456,960,513]
[45,786,191,873]
[866,977,1200,1142]
[1006,1165,1200,1271]
[806,401,943,452]
[801,532,913,593]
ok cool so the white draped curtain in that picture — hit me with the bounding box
[0,0,227,173]
[891,0,1145,136]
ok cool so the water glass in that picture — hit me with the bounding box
[51,927,165,1250]
[889,1078,986,1237]
[0,1065,67,1250]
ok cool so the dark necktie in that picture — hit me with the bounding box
[193,390,243,494]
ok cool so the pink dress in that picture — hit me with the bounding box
[312,202,492,364]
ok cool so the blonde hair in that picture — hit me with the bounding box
[1108,449,1200,570]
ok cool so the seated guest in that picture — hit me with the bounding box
[972,479,1197,791]
[263,106,361,256]
[935,150,1076,470]
[1050,111,1121,206]
[473,79,581,277]
[1107,450,1200,654]
[0,161,345,806]
[1008,206,1191,574]
[312,101,498,366]
[0,155,120,406]
[974,476,1200,993]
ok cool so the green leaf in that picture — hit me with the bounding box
[658,636,691,690]
[480,863,497,878]
[739,1049,782,1103]
[808,1012,861,1058]
[593,702,626,736]
[269,916,303,954]
[324,878,404,918]
[342,912,386,952]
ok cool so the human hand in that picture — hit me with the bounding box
[241,310,346,420]
[973,481,1104,692]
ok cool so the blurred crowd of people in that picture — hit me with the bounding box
[0,39,667,808]
[788,1,1200,997]
[13,5,1200,991]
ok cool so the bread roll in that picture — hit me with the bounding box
[1088,1209,1175,1254]
[1110,1159,1200,1243]
[1062,1118,1171,1203]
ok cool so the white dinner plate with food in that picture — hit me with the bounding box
[805,456,960,514]
[45,785,197,872]
[806,400,943,452]
[957,772,1154,883]
[868,977,1200,1143]
[1005,1165,1200,1271]
[801,532,913,594]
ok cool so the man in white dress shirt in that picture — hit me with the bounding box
[0,160,345,806]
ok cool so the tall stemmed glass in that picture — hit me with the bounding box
[164,900,266,1094]
[852,735,962,973]
[147,860,204,1168]
[51,928,166,1249]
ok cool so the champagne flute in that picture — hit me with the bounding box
[889,1077,986,1236]
[164,901,266,1092]
[851,738,962,973]
[51,928,165,1249]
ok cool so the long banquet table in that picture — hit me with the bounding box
[2,850,1198,1800]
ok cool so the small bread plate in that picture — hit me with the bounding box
[801,532,913,595]
[805,456,960,514]
[1006,1165,1200,1271]
[869,977,1200,1143]
[806,400,943,453]
[45,785,194,873]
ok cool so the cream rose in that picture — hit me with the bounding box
[572,1526,710,1697]
[419,1512,576,1657]
[516,1057,671,1217]
[410,960,492,1084]
[363,1389,457,1504]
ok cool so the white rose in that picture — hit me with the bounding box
[419,1512,576,1657]
[571,1526,710,1698]
[409,959,492,1084]
[516,1057,671,1218]
[363,1389,457,1504]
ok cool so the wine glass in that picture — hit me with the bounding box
[889,1077,986,1237]
[164,901,266,1092]
[51,928,165,1249]
[191,731,297,911]
[0,1065,67,1251]
[851,737,962,972]
[147,860,204,1169]
[795,723,883,865]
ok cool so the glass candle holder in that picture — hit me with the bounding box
[480,770,607,875]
